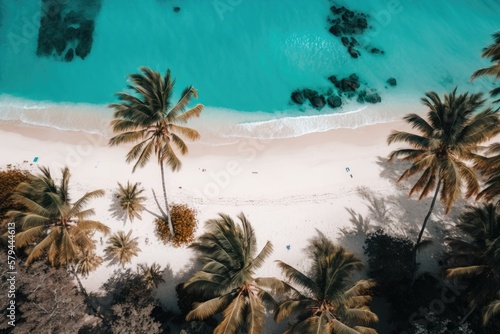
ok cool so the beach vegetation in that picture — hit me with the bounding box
[116,181,147,223]
[138,262,166,289]
[0,259,94,333]
[445,203,500,328]
[184,213,275,334]
[364,229,416,289]
[387,89,500,248]
[0,168,29,227]
[104,230,141,267]
[109,67,203,239]
[76,250,103,278]
[87,267,164,334]
[155,203,198,247]
[8,166,110,267]
[475,142,500,204]
[273,233,378,333]
[471,31,500,102]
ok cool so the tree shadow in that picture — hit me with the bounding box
[376,156,412,184]
[337,184,468,275]
[154,258,201,313]
[108,191,128,225]
[103,251,123,268]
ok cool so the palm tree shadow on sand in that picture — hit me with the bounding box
[108,192,128,225]
[337,157,470,274]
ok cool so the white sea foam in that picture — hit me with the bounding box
[0,94,422,145]
[0,94,113,136]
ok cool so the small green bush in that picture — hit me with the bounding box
[155,204,197,247]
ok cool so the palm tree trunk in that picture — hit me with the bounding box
[411,178,442,282]
[459,306,475,325]
[415,178,442,247]
[70,264,109,326]
[160,162,175,238]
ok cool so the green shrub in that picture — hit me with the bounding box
[155,204,198,247]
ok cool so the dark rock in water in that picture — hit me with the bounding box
[327,95,342,108]
[53,35,67,55]
[75,20,94,59]
[387,77,397,86]
[370,47,383,54]
[336,77,360,92]
[341,10,354,22]
[64,48,74,62]
[348,46,360,58]
[356,17,368,30]
[329,24,342,37]
[349,74,359,82]
[310,95,326,109]
[327,4,372,59]
[36,1,101,62]
[66,27,79,41]
[37,4,63,56]
[64,10,79,25]
[365,92,382,104]
[331,18,341,25]
[173,7,181,12]
[303,88,319,99]
[328,75,338,85]
[330,5,346,15]
[291,90,305,105]
[325,87,333,95]
[356,90,366,103]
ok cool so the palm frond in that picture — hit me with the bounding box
[245,292,265,334]
[483,299,500,325]
[276,260,318,294]
[446,265,486,278]
[186,293,233,321]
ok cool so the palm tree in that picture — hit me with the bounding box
[273,234,378,334]
[387,89,499,247]
[109,67,203,238]
[76,250,103,278]
[476,143,500,203]
[116,181,147,223]
[104,230,141,267]
[137,263,165,289]
[471,31,500,102]
[445,203,500,326]
[8,166,110,267]
[184,213,275,334]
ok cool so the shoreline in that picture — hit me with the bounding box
[0,93,424,145]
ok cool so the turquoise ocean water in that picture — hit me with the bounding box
[0,0,499,142]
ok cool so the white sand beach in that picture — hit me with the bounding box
[0,118,452,313]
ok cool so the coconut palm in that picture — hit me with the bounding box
[471,31,500,102]
[76,250,103,278]
[445,203,500,326]
[387,89,499,247]
[109,67,203,238]
[116,181,147,222]
[184,213,275,334]
[273,234,378,334]
[476,143,500,203]
[138,263,165,289]
[104,230,140,267]
[8,166,110,267]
